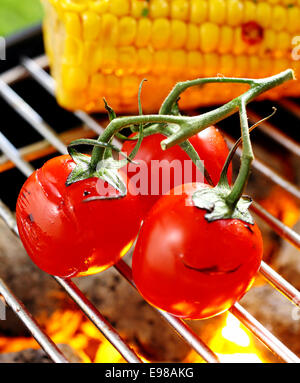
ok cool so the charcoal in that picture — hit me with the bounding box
[0,344,82,363]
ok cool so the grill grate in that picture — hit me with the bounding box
[0,53,300,363]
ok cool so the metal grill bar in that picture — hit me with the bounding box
[0,278,69,363]
[248,109,300,157]
[0,54,299,364]
[0,79,67,155]
[231,304,300,363]
[54,277,142,363]
[279,99,300,120]
[115,259,220,363]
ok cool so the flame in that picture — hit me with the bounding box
[259,186,299,228]
[185,312,264,363]
[0,309,266,363]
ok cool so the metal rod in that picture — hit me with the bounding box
[22,57,107,138]
[0,278,69,363]
[54,277,142,363]
[224,133,300,201]
[278,99,300,122]
[231,303,300,363]
[0,131,34,177]
[260,261,300,308]
[248,109,300,157]
[0,79,67,155]
[115,259,219,363]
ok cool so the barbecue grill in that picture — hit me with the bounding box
[0,26,300,364]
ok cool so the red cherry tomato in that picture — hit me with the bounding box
[132,183,263,320]
[16,155,142,278]
[122,126,232,216]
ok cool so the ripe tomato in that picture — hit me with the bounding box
[132,183,263,320]
[122,126,232,216]
[16,155,142,278]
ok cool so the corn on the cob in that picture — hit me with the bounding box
[42,0,300,113]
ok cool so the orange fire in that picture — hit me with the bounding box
[0,309,266,363]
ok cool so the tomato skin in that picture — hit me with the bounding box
[16,155,142,278]
[122,126,232,217]
[132,183,263,320]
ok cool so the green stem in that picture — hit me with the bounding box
[226,100,253,209]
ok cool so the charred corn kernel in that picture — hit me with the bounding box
[190,0,208,23]
[227,0,243,26]
[256,3,272,28]
[64,12,81,38]
[186,24,199,50]
[243,1,256,22]
[118,17,137,46]
[218,25,234,54]
[171,0,189,21]
[82,11,101,40]
[43,0,300,113]
[109,0,129,16]
[272,5,288,31]
[149,0,169,18]
[209,0,226,24]
[170,20,187,48]
[136,18,152,47]
[200,22,220,53]
[152,19,171,49]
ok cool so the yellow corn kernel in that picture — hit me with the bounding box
[64,12,81,38]
[131,0,148,18]
[149,0,169,18]
[256,3,272,28]
[220,54,234,75]
[82,11,101,41]
[249,56,260,76]
[272,5,288,31]
[287,7,300,34]
[89,0,109,14]
[61,0,87,13]
[136,18,152,47]
[187,51,203,76]
[170,20,187,49]
[262,29,276,52]
[209,0,226,24]
[169,50,187,76]
[243,1,256,23]
[62,65,88,91]
[227,0,243,27]
[233,27,247,55]
[90,46,103,73]
[171,0,189,21]
[152,18,171,49]
[118,17,137,46]
[109,0,129,16]
[203,53,219,76]
[274,57,289,73]
[218,26,234,54]
[101,13,118,46]
[117,46,137,75]
[63,36,83,65]
[105,74,121,96]
[90,73,105,96]
[152,50,170,75]
[235,55,248,76]
[101,46,118,73]
[190,0,208,24]
[121,75,140,98]
[277,31,291,52]
[186,24,199,50]
[200,22,220,53]
[136,48,152,74]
